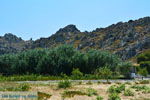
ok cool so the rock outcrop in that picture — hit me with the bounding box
[0,17,150,60]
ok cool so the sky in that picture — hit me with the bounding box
[0,0,150,40]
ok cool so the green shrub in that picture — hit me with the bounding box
[118,62,133,79]
[138,68,148,78]
[86,88,98,96]
[108,84,125,93]
[96,96,103,100]
[124,89,134,96]
[0,75,62,81]
[131,85,147,91]
[95,67,112,82]
[19,83,30,91]
[131,85,150,93]
[108,85,117,93]
[58,80,71,89]
[137,51,150,74]
[131,85,150,94]
[142,88,150,93]
[62,90,86,98]
[116,84,125,92]
[71,68,83,79]
[108,93,121,100]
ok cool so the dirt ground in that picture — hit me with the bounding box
[29,81,150,100]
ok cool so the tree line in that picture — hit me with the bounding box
[0,45,133,78]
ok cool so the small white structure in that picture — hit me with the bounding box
[131,73,136,78]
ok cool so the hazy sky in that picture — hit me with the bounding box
[0,0,149,40]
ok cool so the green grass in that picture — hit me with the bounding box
[131,85,148,91]
[142,88,150,93]
[96,96,103,100]
[108,84,125,93]
[131,85,150,94]
[124,89,134,96]
[86,88,98,96]
[0,75,62,81]
[108,93,121,100]
[0,74,121,81]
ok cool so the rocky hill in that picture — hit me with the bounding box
[0,17,150,60]
[0,33,32,55]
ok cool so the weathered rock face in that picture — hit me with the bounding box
[32,24,81,48]
[3,33,22,43]
[56,24,80,34]
[0,33,30,55]
[0,17,150,60]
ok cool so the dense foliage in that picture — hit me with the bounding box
[137,50,150,74]
[0,45,132,78]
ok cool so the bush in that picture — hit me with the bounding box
[58,80,71,89]
[117,62,133,79]
[143,88,150,93]
[95,67,112,82]
[116,84,125,92]
[108,85,117,93]
[108,93,121,100]
[96,96,103,100]
[131,85,148,91]
[71,68,83,79]
[138,68,148,78]
[108,84,125,93]
[131,85,150,94]
[137,51,150,74]
[86,88,98,96]
[19,83,30,91]
[124,89,134,96]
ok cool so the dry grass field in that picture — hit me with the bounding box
[0,80,150,100]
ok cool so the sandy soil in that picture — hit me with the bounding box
[29,81,150,100]
[0,81,149,100]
